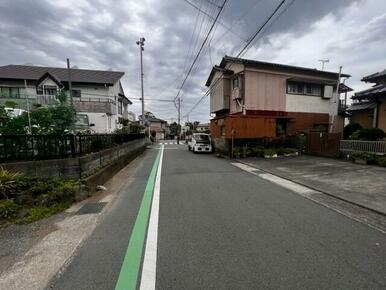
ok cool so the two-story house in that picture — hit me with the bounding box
[139,112,168,140]
[206,56,350,152]
[348,69,386,131]
[0,64,132,133]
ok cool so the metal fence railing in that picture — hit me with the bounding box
[0,133,145,162]
[340,140,386,154]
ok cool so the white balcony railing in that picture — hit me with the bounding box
[340,140,386,154]
[36,94,59,105]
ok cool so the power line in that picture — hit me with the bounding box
[174,0,228,102]
[237,0,286,58]
[183,0,290,118]
[183,0,244,41]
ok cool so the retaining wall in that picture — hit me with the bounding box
[0,139,146,180]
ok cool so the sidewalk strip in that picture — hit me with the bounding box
[139,144,164,290]
[115,145,163,290]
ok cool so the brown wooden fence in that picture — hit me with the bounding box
[305,132,341,157]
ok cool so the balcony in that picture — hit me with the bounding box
[36,94,59,105]
[338,99,348,115]
[73,97,117,115]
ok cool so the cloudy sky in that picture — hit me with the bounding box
[1,0,385,123]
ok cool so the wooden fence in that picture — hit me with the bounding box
[305,132,341,157]
[340,140,386,154]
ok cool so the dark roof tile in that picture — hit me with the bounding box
[0,65,124,85]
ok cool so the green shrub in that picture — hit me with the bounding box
[0,168,19,199]
[252,146,264,157]
[284,148,298,155]
[276,147,286,155]
[376,156,386,167]
[263,148,277,157]
[233,146,242,158]
[344,123,362,139]
[351,151,376,163]
[357,128,386,141]
[349,130,361,140]
[0,199,19,219]
[49,181,77,204]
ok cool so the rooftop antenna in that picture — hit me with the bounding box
[318,59,329,71]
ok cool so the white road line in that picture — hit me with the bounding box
[139,144,164,290]
[258,173,316,195]
[231,162,315,195]
[231,162,261,174]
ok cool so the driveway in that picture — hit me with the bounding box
[241,155,386,215]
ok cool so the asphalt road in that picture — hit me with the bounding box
[50,141,386,289]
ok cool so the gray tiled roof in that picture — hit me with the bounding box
[347,101,377,111]
[362,69,386,82]
[352,84,386,99]
[0,65,124,85]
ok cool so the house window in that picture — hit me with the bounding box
[44,86,57,96]
[0,87,22,98]
[0,88,10,98]
[118,100,123,115]
[220,125,225,136]
[72,89,81,98]
[232,75,240,89]
[287,82,322,97]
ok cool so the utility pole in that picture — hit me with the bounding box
[136,37,145,126]
[177,97,181,144]
[318,59,329,71]
[66,58,73,106]
[24,79,32,134]
[330,66,342,133]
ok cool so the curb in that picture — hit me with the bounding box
[236,159,386,218]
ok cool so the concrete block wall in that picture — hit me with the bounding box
[0,139,146,180]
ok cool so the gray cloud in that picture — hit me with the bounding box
[0,0,383,122]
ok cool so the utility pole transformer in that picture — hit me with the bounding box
[136,37,145,126]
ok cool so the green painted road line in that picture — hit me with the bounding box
[115,147,162,290]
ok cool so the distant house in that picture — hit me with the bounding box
[348,69,386,131]
[139,113,168,140]
[196,123,209,133]
[0,64,132,133]
[206,56,350,152]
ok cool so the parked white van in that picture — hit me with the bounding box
[188,133,212,153]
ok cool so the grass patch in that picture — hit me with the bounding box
[17,202,71,224]
[0,168,86,225]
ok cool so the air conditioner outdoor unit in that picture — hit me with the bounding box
[323,85,333,99]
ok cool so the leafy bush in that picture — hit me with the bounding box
[276,147,286,155]
[344,123,362,139]
[0,168,19,199]
[0,199,19,219]
[252,146,265,157]
[376,156,386,167]
[0,168,79,208]
[350,151,376,163]
[349,130,361,140]
[284,148,298,155]
[276,147,298,155]
[263,148,277,157]
[357,128,385,141]
[233,146,242,158]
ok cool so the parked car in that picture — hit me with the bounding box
[188,133,212,153]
